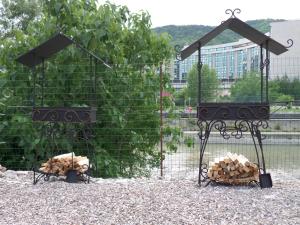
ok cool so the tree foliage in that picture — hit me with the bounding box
[230,73,298,103]
[230,73,262,102]
[270,75,300,100]
[0,0,177,177]
[185,64,219,106]
[0,0,42,38]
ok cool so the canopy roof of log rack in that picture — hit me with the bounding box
[16,32,110,69]
[15,33,111,123]
[180,17,288,60]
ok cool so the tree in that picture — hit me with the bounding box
[272,75,300,100]
[0,0,42,38]
[230,73,261,102]
[174,88,186,106]
[186,64,219,106]
[0,0,177,177]
[276,95,294,109]
[230,73,291,103]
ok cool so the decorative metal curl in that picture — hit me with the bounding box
[231,120,248,139]
[250,120,269,140]
[213,120,230,139]
[174,45,182,61]
[66,126,78,140]
[44,174,50,181]
[285,39,293,48]
[198,61,203,71]
[198,119,259,140]
[197,120,208,140]
[260,58,270,70]
[225,8,241,18]
[252,120,268,130]
[81,124,94,140]
[43,122,60,140]
[199,163,209,182]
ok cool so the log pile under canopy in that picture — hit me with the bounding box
[39,153,89,176]
[207,152,259,185]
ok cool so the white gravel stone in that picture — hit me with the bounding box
[0,172,299,225]
[16,171,30,176]
[3,170,18,179]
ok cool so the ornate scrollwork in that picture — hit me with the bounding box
[33,109,59,122]
[252,120,268,130]
[213,120,230,139]
[197,120,230,140]
[249,120,269,140]
[32,107,96,123]
[225,8,241,18]
[231,120,248,139]
[64,110,82,122]
[198,103,270,120]
[197,119,268,141]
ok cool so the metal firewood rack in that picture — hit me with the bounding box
[177,9,293,188]
[16,33,110,184]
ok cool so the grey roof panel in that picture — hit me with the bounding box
[181,19,232,60]
[16,33,73,68]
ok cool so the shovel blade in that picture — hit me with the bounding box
[259,173,273,188]
[66,170,78,183]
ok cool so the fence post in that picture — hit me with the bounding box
[160,62,163,177]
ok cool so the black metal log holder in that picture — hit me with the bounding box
[16,33,109,184]
[179,9,292,188]
[32,121,95,184]
[197,41,271,188]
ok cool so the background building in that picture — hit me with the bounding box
[270,20,300,79]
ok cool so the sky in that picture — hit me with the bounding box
[98,0,300,28]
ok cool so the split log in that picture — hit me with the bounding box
[0,164,7,173]
[39,152,89,175]
[208,152,259,185]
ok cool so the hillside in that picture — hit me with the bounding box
[153,19,284,47]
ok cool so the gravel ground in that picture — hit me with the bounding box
[0,171,299,225]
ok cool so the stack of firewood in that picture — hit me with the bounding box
[207,152,259,185]
[39,153,89,176]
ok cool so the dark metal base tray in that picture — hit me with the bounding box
[33,168,91,184]
[205,179,260,187]
[197,103,270,120]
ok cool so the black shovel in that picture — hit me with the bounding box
[66,152,78,183]
[257,130,272,188]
